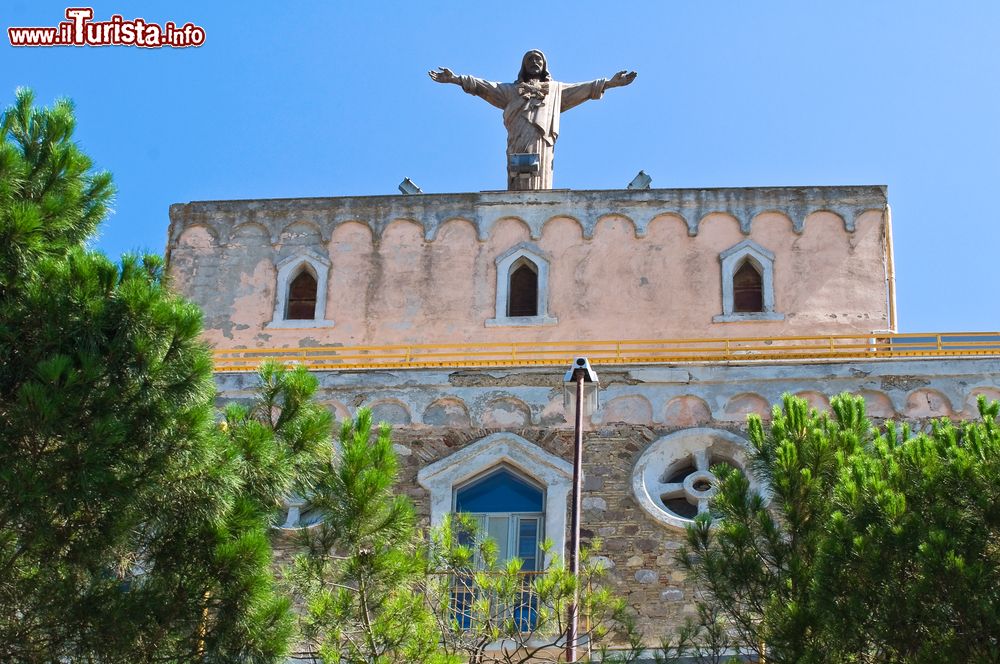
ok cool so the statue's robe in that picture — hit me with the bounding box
[459,76,607,190]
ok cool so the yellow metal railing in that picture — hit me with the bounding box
[212,332,1000,373]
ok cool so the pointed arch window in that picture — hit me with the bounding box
[714,240,784,323]
[487,244,557,327]
[451,466,545,630]
[417,432,572,569]
[455,466,544,572]
[507,259,539,317]
[732,260,763,313]
[268,251,335,328]
[286,269,318,319]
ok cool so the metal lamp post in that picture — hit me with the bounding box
[562,357,599,663]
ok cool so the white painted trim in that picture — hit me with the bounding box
[715,239,783,321]
[488,243,557,327]
[268,250,335,328]
[485,315,558,327]
[265,319,336,329]
[712,312,785,323]
[417,433,573,567]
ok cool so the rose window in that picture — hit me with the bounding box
[632,428,758,530]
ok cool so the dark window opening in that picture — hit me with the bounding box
[507,261,538,317]
[733,261,763,313]
[286,270,317,320]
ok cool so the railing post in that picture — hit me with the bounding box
[936,334,943,352]
[405,346,412,363]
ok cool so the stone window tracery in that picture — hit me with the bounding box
[632,428,762,530]
[276,494,324,530]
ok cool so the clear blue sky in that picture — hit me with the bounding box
[3,1,998,332]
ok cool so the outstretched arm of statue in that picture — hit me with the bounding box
[561,70,637,112]
[428,67,460,85]
[429,67,509,110]
[607,70,638,89]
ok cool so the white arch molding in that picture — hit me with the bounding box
[713,239,784,322]
[486,243,557,327]
[417,433,572,566]
[267,250,335,328]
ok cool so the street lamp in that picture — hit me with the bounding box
[562,357,599,663]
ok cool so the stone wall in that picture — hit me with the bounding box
[234,356,1000,642]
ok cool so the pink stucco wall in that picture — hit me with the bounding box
[166,187,891,349]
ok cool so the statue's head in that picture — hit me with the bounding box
[517,50,551,83]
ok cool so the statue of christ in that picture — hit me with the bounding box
[430,50,637,191]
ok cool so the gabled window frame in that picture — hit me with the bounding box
[713,239,785,323]
[417,433,572,569]
[486,243,557,327]
[267,250,335,328]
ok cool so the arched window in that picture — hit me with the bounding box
[507,259,539,318]
[454,466,543,572]
[487,244,557,327]
[732,260,763,313]
[268,251,334,329]
[286,269,318,319]
[417,433,572,569]
[453,465,544,631]
[714,240,784,323]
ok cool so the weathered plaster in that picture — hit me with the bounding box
[216,357,1000,431]
[168,186,891,348]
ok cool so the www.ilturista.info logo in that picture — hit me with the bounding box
[8,8,205,48]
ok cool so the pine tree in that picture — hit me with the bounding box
[813,397,1000,661]
[423,515,634,664]
[0,89,330,662]
[289,408,450,664]
[679,393,1000,662]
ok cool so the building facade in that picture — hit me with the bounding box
[166,184,999,645]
